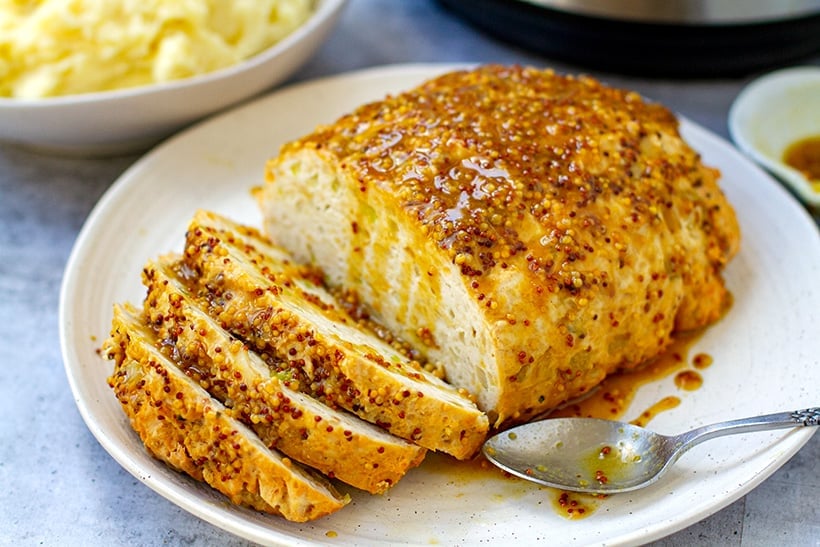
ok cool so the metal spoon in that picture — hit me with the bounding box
[482,407,819,494]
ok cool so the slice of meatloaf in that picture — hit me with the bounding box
[103,305,349,522]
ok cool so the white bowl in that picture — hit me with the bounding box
[0,0,346,155]
[729,66,820,210]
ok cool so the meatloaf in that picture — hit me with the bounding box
[142,257,427,493]
[104,305,349,521]
[256,64,741,426]
[180,210,489,459]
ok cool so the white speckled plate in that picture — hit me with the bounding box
[60,64,820,546]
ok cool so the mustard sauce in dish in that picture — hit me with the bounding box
[783,135,820,192]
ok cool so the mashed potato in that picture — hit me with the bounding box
[0,0,314,98]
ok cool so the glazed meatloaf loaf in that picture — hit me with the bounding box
[256,65,741,426]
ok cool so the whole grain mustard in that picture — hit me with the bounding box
[0,0,313,98]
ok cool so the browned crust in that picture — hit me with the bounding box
[284,64,739,289]
[182,210,489,459]
[142,258,426,493]
[103,305,349,522]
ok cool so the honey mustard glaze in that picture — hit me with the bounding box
[783,135,820,192]
[577,443,643,489]
[550,329,703,421]
[674,370,703,391]
[440,328,714,519]
[551,490,605,520]
[277,65,739,428]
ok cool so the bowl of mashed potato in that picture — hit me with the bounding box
[0,0,346,154]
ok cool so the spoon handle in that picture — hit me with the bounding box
[677,407,820,449]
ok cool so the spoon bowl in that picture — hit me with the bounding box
[482,407,819,494]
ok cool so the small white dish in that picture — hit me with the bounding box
[729,66,820,210]
[0,0,346,156]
